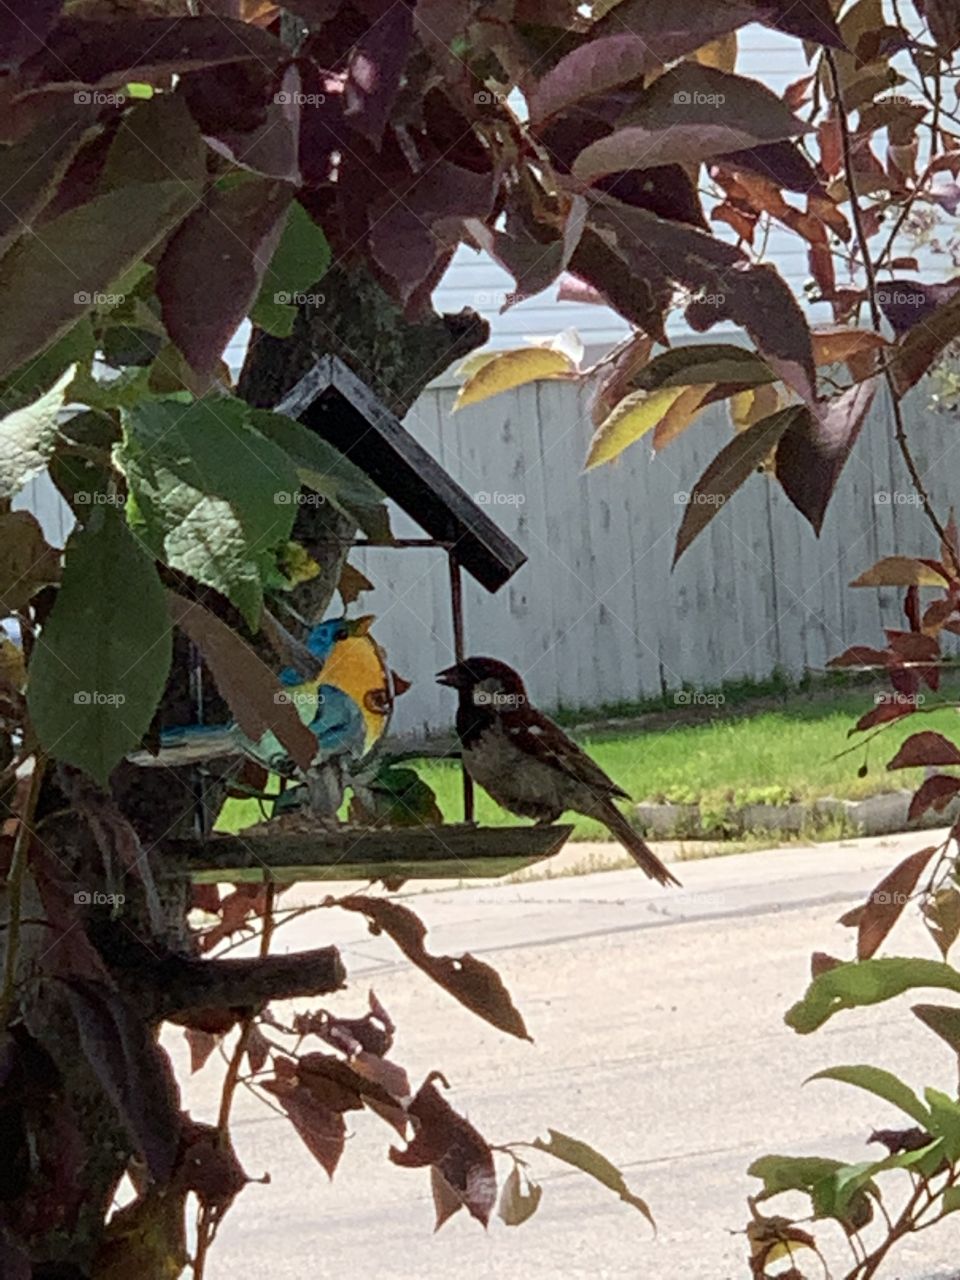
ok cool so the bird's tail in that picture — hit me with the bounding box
[127,723,243,768]
[597,799,680,887]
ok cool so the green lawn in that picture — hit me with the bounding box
[410,686,960,841]
[218,682,960,842]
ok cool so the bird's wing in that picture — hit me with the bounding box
[502,706,630,800]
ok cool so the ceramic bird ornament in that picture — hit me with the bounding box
[437,657,679,887]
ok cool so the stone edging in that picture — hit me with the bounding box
[634,791,960,840]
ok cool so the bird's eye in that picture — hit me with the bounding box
[337,626,348,641]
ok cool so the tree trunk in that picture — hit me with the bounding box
[2,271,487,1275]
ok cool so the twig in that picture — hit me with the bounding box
[193,882,278,1280]
[825,49,950,551]
[0,754,46,1027]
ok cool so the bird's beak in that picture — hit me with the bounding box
[347,614,375,637]
[435,664,461,688]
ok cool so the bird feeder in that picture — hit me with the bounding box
[170,356,572,886]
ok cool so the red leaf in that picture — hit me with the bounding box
[885,630,940,662]
[828,645,890,669]
[909,775,960,821]
[888,731,960,770]
[856,846,938,958]
[774,380,878,533]
[262,1076,346,1178]
[333,896,530,1040]
[390,1078,496,1226]
[851,700,916,732]
[184,1027,218,1074]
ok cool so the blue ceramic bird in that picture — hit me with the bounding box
[129,615,374,774]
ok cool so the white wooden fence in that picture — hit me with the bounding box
[19,377,957,737]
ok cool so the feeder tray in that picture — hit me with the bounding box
[168,823,574,885]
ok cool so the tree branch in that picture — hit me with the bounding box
[125,946,346,1022]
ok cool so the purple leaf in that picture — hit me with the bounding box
[19,17,284,93]
[755,0,846,48]
[344,2,414,146]
[0,0,62,71]
[572,65,807,181]
[157,178,292,380]
[589,194,816,401]
[716,140,822,193]
[775,380,878,533]
[876,277,960,336]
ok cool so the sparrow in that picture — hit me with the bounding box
[436,657,679,887]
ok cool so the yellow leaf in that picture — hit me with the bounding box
[278,541,320,586]
[730,383,782,432]
[586,385,711,469]
[455,349,501,380]
[455,348,575,410]
[851,556,949,588]
[691,32,738,72]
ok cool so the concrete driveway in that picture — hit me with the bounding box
[165,832,960,1279]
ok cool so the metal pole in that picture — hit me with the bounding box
[448,551,474,823]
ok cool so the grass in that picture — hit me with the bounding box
[217,675,960,847]
[408,680,960,843]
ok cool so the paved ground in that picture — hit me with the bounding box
[166,832,960,1279]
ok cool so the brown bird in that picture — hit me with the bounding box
[436,657,679,887]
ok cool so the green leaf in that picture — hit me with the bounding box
[27,505,172,784]
[807,1065,931,1127]
[748,1154,844,1198]
[925,1089,960,1161]
[532,1129,654,1226]
[942,1186,960,1215]
[0,179,201,382]
[913,1003,960,1054]
[0,364,77,499]
[786,958,960,1034]
[250,410,391,541]
[634,344,776,391]
[250,201,331,336]
[0,319,95,415]
[498,1166,543,1226]
[118,398,299,626]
